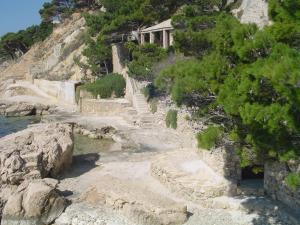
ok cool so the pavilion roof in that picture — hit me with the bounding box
[141,19,173,33]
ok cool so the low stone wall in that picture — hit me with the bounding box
[80,98,131,116]
[264,161,300,214]
[33,79,78,104]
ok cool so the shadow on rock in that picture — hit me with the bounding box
[62,153,100,179]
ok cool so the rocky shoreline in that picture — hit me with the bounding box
[0,101,53,117]
[0,115,298,225]
[0,123,73,224]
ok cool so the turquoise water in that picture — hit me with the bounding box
[0,116,41,138]
[74,133,115,155]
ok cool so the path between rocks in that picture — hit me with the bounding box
[51,114,296,225]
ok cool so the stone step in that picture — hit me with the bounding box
[151,150,235,203]
[83,175,188,225]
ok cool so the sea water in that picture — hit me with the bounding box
[0,116,41,138]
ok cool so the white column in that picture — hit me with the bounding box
[163,29,169,49]
[169,31,174,46]
[140,33,145,45]
[150,32,155,44]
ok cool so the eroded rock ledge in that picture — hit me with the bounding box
[0,101,52,117]
[0,123,74,225]
[0,123,74,185]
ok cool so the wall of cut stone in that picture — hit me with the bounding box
[111,43,141,110]
[80,98,131,116]
[33,79,78,104]
[264,161,300,214]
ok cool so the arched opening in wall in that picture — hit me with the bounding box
[239,165,264,195]
[242,165,264,180]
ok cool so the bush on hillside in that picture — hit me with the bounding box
[166,110,178,129]
[285,173,300,191]
[126,43,167,81]
[150,99,158,114]
[81,73,126,98]
[197,126,223,150]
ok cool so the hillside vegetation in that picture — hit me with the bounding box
[83,0,300,169]
[1,0,299,171]
[0,0,100,62]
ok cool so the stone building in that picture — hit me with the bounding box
[140,19,174,49]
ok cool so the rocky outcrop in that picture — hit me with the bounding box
[265,160,300,214]
[232,0,270,28]
[1,13,88,82]
[82,175,188,225]
[0,123,73,185]
[0,101,51,117]
[2,178,67,225]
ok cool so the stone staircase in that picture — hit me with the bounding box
[133,93,155,128]
[121,107,139,124]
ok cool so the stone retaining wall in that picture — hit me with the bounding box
[198,144,241,183]
[264,161,300,214]
[33,79,78,104]
[80,98,130,116]
[111,43,139,107]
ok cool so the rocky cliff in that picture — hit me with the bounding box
[0,13,87,82]
[232,0,270,28]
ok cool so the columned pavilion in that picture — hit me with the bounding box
[140,19,174,49]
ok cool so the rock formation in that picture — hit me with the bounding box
[0,123,74,185]
[0,101,50,117]
[0,13,87,82]
[232,0,270,28]
[1,178,68,225]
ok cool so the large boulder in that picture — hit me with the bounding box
[1,178,68,225]
[0,123,74,185]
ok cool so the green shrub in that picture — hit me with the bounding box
[197,126,223,150]
[127,43,167,81]
[81,73,126,98]
[150,99,158,114]
[142,83,156,101]
[285,173,300,191]
[166,110,178,129]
